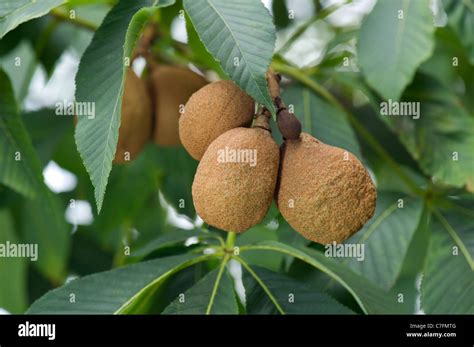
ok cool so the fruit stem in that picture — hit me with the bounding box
[225,232,237,252]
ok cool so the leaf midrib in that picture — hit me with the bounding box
[116,253,214,314]
[204,0,269,105]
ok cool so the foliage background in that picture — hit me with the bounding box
[0,0,472,314]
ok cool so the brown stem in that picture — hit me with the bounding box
[266,69,282,101]
[266,73,302,140]
[253,113,271,132]
[132,22,159,67]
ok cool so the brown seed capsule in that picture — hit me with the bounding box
[276,133,376,244]
[179,80,255,160]
[148,65,207,146]
[114,69,152,164]
[192,122,279,233]
[277,108,302,140]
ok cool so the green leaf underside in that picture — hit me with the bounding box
[358,0,435,100]
[241,241,404,314]
[421,211,474,313]
[183,0,276,113]
[162,267,238,314]
[27,253,212,314]
[0,210,27,313]
[282,84,362,159]
[345,193,424,290]
[433,207,474,269]
[74,0,175,213]
[0,0,65,38]
[0,69,44,198]
[243,265,354,314]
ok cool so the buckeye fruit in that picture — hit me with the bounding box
[276,133,376,244]
[179,80,255,160]
[148,65,207,146]
[192,116,279,232]
[114,69,152,163]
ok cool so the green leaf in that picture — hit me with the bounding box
[0,209,27,313]
[23,109,73,164]
[0,70,70,282]
[162,266,238,314]
[183,0,276,113]
[185,12,225,77]
[27,253,212,314]
[0,39,37,102]
[242,265,354,314]
[131,229,218,259]
[345,192,424,290]
[153,145,198,218]
[442,0,474,64]
[93,146,162,232]
[272,0,290,29]
[0,68,43,198]
[241,241,404,314]
[390,206,431,313]
[236,223,284,271]
[358,0,435,100]
[421,210,474,313]
[19,190,70,283]
[433,207,474,269]
[282,84,362,159]
[384,74,474,191]
[74,0,175,213]
[0,0,64,39]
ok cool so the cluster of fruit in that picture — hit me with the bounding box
[113,63,376,244]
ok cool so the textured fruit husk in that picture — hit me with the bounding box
[179,80,255,160]
[114,69,152,164]
[192,127,279,233]
[148,65,207,146]
[276,133,377,244]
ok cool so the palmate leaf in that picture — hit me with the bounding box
[358,0,435,100]
[27,253,213,314]
[183,0,276,113]
[345,192,424,290]
[241,241,404,314]
[242,265,354,314]
[74,0,175,213]
[162,266,238,314]
[420,208,474,313]
[0,0,64,38]
[282,84,362,159]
